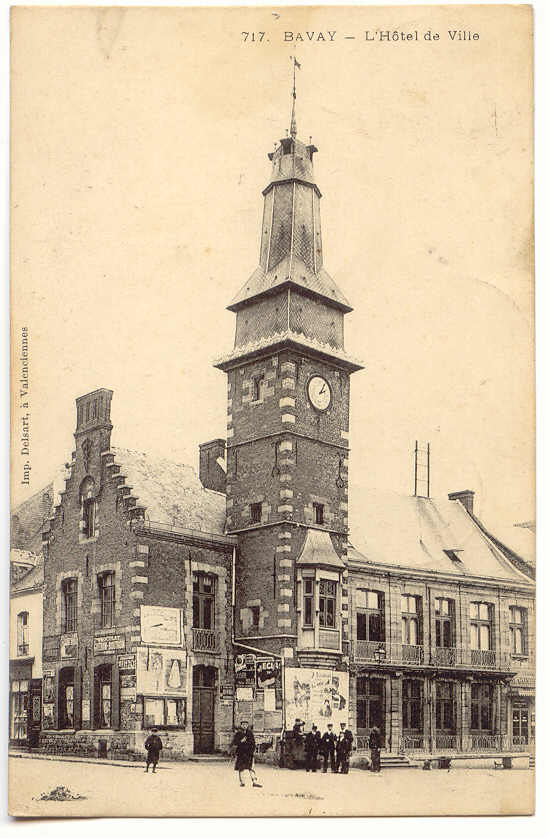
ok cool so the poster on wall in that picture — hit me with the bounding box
[42,703,55,729]
[284,668,349,729]
[256,659,281,689]
[234,654,256,687]
[141,606,182,646]
[136,647,187,696]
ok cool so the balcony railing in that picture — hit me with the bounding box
[470,649,496,668]
[470,733,504,751]
[353,639,386,661]
[430,647,457,667]
[402,644,424,664]
[434,734,458,750]
[192,628,219,653]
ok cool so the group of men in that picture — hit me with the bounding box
[293,719,354,774]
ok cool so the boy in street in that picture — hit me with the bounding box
[144,728,163,773]
[231,720,262,788]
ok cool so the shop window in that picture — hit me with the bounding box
[356,590,385,641]
[401,594,422,645]
[319,580,337,628]
[98,572,115,628]
[250,502,262,523]
[59,667,75,729]
[95,664,112,728]
[435,598,455,648]
[17,611,29,656]
[435,681,456,732]
[470,602,493,650]
[193,574,215,630]
[402,679,422,731]
[303,578,314,627]
[62,579,78,633]
[313,503,324,525]
[11,680,29,740]
[471,682,493,731]
[144,697,186,729]
[509,607,527,655]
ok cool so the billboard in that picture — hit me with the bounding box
[284,667,349,729]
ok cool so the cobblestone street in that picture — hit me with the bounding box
[9,753,534,818]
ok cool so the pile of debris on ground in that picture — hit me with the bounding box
[35,785,86,801]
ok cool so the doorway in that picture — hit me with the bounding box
[512,701,532,746]
[357,676,385,744]
[192,665,216,753]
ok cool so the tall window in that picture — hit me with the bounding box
[509,607,527,655]
[17,611,29,656]
[98,572,115,628]
[402,679,422,731]
[401,594,422,645]
[59,667,75,729]
[318,580,337,628]
[303,578,314,627]
[252,374,265,402]
[356,677,384,733]
[469,602,493,650]
[63,579,78,633]
[80,476,97,538]
[83,499,96,537]
[250,502,262,524]
[356,590,384,641]
[193,574,215,630]
[471,682,493,731]
[436,681,456,731]
[95,665,112,728]
[435,598,455,648]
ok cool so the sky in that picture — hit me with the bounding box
[10,5,534,541]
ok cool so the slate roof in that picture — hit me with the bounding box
[111,447,226,536]
[11,549,44,592]
[347,487,533,585]
[227,257,352,313]
[296,528,345,569]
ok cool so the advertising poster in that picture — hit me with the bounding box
[284,667,349,729]
[256,659,281,689]
[136,647,186,696]
[234,653,256,687]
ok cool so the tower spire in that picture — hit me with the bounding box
[289,56,300,139]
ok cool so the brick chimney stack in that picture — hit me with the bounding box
[199,439,226,493]
[448,490,475,515]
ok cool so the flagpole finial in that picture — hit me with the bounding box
[289,55,300,139]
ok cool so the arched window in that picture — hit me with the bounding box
[17,611,29,656]
[79,476,96,538]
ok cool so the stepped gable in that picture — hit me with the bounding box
[347,487,532,583]
[109,446,227,535]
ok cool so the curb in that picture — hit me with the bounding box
[9,751,173,770]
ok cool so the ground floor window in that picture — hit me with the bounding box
[435,681,456,731]
[143,697,186,729]
[357,677,384,734]
[59,668,75,729]
[402,679,422,731]
[11,680,29,740]
[471,682,493,731]
[95,664,112,728]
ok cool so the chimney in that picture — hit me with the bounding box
[199,439,226,493]
[448,490,474,515]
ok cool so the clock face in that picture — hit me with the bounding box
[308,375,331,411]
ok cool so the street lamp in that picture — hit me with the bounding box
[375,645,386,665]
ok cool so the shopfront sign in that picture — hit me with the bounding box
[118,654,136,671]
[93,634,126,654]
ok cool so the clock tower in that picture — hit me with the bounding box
[215,91,362,674]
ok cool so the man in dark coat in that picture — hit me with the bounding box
[369,725,382,773]
[304,724,321,773]
[231,721,262,787]
[320,723,337,773]
[335,722,354,774]
[144,728,163,773]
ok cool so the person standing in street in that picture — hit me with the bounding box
[321,723,337,773]
[144,728,163,773]
[335,722,353,775]
[304,724,321,773]
[369,725,382,773]
[231,721,262,788]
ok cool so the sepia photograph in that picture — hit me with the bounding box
[9,3,535,818]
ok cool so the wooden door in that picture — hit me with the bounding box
[192,666,216,753]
